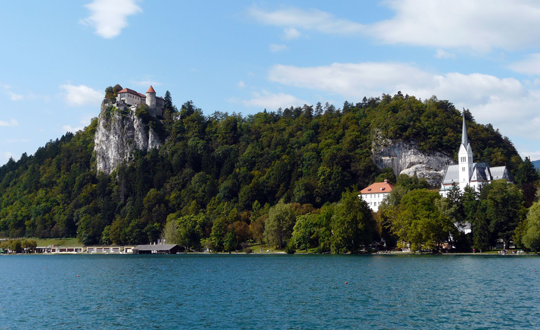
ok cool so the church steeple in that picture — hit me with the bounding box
[462,110,468,146]
[458,110,473,189]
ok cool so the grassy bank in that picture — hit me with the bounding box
[31,238,80,247]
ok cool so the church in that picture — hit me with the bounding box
[439,112,512,197]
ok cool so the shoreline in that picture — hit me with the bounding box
[2,251,538,256]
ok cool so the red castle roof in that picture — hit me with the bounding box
[117,88,141,97]
[147,86,156,93]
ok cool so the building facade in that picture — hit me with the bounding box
[439,111,512,198]
[359,179,394,212]
[116,85,165,117]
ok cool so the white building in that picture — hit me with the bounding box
[359,179,394,212]
[115,85,165,117]
[439,111,512,198]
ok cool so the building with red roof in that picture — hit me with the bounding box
[115,85,164,117]
[359,179,394,212]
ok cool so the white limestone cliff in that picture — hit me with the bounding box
[372,139,455,186]
[94,100,162,174]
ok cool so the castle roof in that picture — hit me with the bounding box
[117,88,141,97]
[147,86,156,93]
[360,180,393,194]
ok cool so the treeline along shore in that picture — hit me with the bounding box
[1,87,539,254]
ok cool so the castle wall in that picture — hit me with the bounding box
[118,92,143,107]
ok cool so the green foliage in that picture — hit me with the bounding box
[167,213,207,251]
[292,214,318,251]
[484,180,525,248]
[136,103,151,124]
[522,201,540,252]
[0,91,525,251]
[331,190,374,253]
[284,240,296,254]
[516,157,539,207]
[264,201,296,249]
[391,189,455,251]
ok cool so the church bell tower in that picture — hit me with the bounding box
[458,111,473,190]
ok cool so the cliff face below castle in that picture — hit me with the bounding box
[372,139,454,186]
[94,101,161,175]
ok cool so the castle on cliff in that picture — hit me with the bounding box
[115,85,164,117]
[439,111,512,197]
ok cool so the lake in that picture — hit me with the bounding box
[1,254,539,329]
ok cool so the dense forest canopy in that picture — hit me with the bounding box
[0,90,526,251]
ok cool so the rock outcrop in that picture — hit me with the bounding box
[94,100,162,174]
[372,140,454,186]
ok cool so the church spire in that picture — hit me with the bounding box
[462,110,468,146]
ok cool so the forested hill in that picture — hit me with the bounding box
[0,92,523,245]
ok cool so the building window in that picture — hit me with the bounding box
[462,167,465,171]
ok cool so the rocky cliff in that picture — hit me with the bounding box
[372,139,454,186]
[94,100,161,174]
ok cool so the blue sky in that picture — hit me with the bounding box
[2,0,540,165]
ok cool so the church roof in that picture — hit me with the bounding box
[441,164,460,185]
[441,162,511,185]
[360,180,393,194]
[462,111,469,146]
[491,166,511,181]
[147,85,156,93]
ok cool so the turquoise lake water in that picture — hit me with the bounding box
[1,254,539,329]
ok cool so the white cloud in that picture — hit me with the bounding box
[371,0,540,52]
[509,53,540,75]
[238,81,246,88]
[2,152,17,162]
[268,61,540,140]
[82,0,142,39]
[248,5,365,35]
[8,92,23,101]
[59,84,102,106]
[270,44,287,52]
[232,91,307,110]
[0,119,19,127]
[435,49,456,59]
[62,114,95,133]
[62,125,84,133]
[283,28,302,40]
[250,1,540,52]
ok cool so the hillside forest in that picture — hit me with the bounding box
[1,87,539,253]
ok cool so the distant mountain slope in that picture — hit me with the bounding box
[533,160,540,169]
[0,92,523,245]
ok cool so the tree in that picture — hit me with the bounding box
[250,215,266,244]
[522,200,540,252]
[515,157,539,207]
[391,189,454,251]
[292,214,317,251]
[330,190,374,253]
[168,214,206,251]
[211,217,228,251]
[485,180,525,249]
[264,201,296,248]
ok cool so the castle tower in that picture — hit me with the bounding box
[146,85,156,109]
[458,111,473,190]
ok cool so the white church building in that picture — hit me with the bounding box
[439,112,512,198]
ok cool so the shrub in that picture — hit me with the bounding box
[285,241,296,254]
